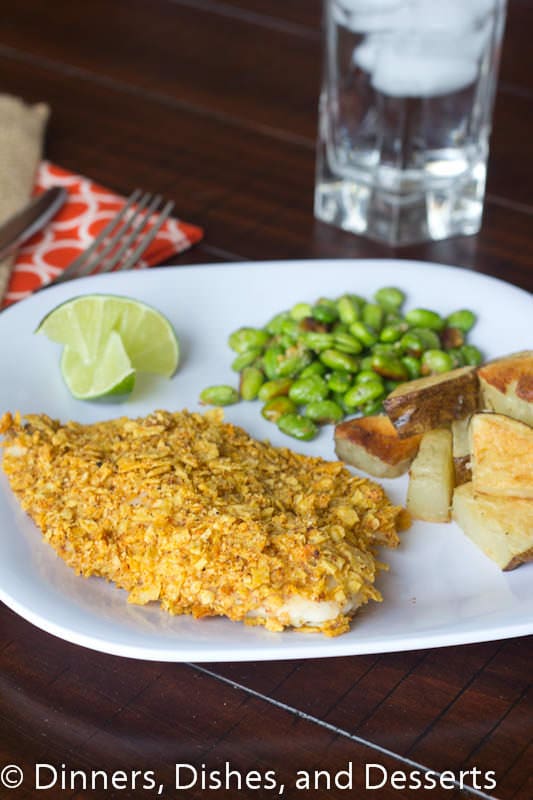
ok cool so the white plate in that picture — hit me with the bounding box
[0,259,531,662]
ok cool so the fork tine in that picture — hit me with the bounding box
[80,192,155,277]
[96,194,163,275]
[116,200,175,271]
[53,189,142,284]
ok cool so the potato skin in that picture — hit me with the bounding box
[334,415,421,478]
[384,366,479,438]
[478,350,533,426]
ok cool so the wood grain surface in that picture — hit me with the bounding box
[0,2,531,799]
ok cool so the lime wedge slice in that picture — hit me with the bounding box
[60,330,136,399]
[37,294,179,376]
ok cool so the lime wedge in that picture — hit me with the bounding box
[61,331,136,399]
[36,294,179,400]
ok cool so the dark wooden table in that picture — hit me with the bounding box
[1,2,531,799]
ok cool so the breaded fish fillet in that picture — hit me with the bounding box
[1,409,406,635]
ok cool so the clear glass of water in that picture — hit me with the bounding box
[314,0,507,245]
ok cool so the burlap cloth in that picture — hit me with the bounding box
[0,95,49,303]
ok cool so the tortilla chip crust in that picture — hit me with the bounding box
[1,409,406,635]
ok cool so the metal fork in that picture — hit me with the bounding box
[50,190,175,286]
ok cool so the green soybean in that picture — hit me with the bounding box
[401,356,422,380]
[200,385,239,406]
[337,295,360,325]
[421,349,454,375]
[461,344,483,366]
[379,322,407,343]
[304,400,344,424]
[362,303,385,332]
[301,331,335,352]
[333,332,363,354]
[231,348,262,371]
[261,396,297,422]
[239,367,264,400]
[262,345,284,379]
[320,349,360,372]
[374,286,406,311]
[258,378,293,402]
[349,321,378,347]
[371,353,409,381]
[289,375,329,404]
[290,302,312,321]
[446,309,477,333]
[277,413,318,441]
[312,303,338,325]
[327,371,353,393]
[405,308,445,331]
[299,360,327,378]
[344,381,385,409]
[228,327,269,353]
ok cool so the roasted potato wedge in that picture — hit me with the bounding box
[406,429,454,522]
[478,350,533,426]
[451,417,472,486]
[452,483,533,570]
[470,412,533,499]
[334,415,422,478]
[384,366,479,438]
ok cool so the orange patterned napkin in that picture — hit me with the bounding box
[2,162,203,308]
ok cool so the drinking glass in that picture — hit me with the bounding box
[314,0,507,245]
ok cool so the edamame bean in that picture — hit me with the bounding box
[337,295,360,325]
[262,345,284,379]
[446,309,477,333]
[228,327,270,353]
[405,308,445,331]
[301,331,335,352]
[362,303,384,332]
[371,353,409,381]
[361,398,385,416]
[261,396,297,422]
[289,375,329,404]
[440,326,465,350]
[258,378,293,402]
[277,413,318,441]
[379,322,407,343]
[299,361,327,378]
[327,371,353,393]
[344,381,385,409]
[239,366,265,400]
[356,370,384,386]
[401,356,422,380]
[374,287,406,311]
[460,344,483,366]
[200,385,239,406]
[266,312,291,335]
[421,349,454,375]
[276,348,313,378]
[320,349,360,372]
[447,348,466,368]
[312,303,338,325]
[333,332,363,354]
[349,321,378,347]
[231,348,262,372]
[304,400,344,424]
[290,302,312,321]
